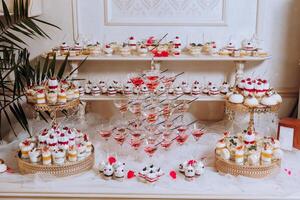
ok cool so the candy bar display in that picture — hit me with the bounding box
[17,125,94,176]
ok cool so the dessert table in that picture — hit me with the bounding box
[0,114,299,200]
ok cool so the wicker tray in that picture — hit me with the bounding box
[215,156,281,178]
[225,101,281,114]
[17,147,94,177]
[32,99,80,113]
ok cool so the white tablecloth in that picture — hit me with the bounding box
[0,113,299,199]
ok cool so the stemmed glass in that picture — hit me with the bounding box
[128,72,144,96]
[113,99,129,120]
[144,136,158,159]
[175,124,189,145]
[142,102,160,134]
[113,125,127,155]
[192,123,205,142]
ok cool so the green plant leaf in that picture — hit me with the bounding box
[41,55,49,82]
[65,56,88,80]
[57,55,69,80]
[2,0,12,26]
[48,53,56,77]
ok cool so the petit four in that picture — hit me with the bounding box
[179,160,205,181]
[104,44,113,56]
[128,36,137,51]
[228,92,244,104]
[91,85,101,96]
[138,45,148,56]
[99,157,126,181]
[29,148,42,163]
[220,81,230,95]
[138,164,164,183]
[120,44,131,56]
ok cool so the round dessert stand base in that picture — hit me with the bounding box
[17,148,94,177]
[215,156,281,178]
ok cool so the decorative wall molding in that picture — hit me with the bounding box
[71,0,79,42]
[104,0,227,26]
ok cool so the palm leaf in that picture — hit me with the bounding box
[47,54,56,77]
[57,55,69,80]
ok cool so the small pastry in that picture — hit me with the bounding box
[191,85,201,95]
[237,79,246,91]
[123,81,133,95]
[58,133,69,150]
[242,39,255,55]
[181,81,191,95]
[60,42,70,55]
[230,49,241,57]
[47,77,59,92]
[112,81,122,93]
[209,85,220,95]
[99,161,106,173]
[68,145,77,162]
[46,91,57,105]
[47,134,58,151]
[228,92,244,104]
[113,163,126,181]
[234,146,244,165]
[60,80,70,90]
[179,161,188,173]
[261,144,273,165]
[103,163,114,180]
[36,89,46,104]
[220,81,230,95]
[272,139,283,160]
[0,159,7,173]
[243,81,255,97]
[84,81,92,94]
[84,134,93,155]
[173,36,182,48]
[38,129,48,147]
[184,165,195,181]
[171,46,181,56]
[73,87,80,99]
[215,139,226,156]
[243,129,256,146]
[104,44,113,56]
[88,42,102,56]
[58,89,67,103]
[52,149,65,165]
[42,147,52,165]
[244,95,259,107]
[189,43,202,56]
[107,86,117,96]
[138,45,148,56]
[261,90,278,106]
[29,148,42,163]
[77,143,87,161]
[120,43,131,56]
[91,85,101,96]
[175,85,183,95]
[272,91,282,104]
[194,161,205,176]
[25,87,36,103]
[248,150,260,166]
[67,129,76,146]
[66,88,74,101]
[128,36,137,50]
[220,148,230,160]
[255,81,265,98]
[19,140,34,159]
[168,86,175,95]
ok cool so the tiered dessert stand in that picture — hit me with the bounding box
[18,99,95,177]
[216,102,281,178]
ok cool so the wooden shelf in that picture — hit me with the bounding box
[43,53,271,62]
[80,94,225,102]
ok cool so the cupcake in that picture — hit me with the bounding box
[78,86,85,96]
[175,86,183,95]
[123,81,133,95]
[173,36,182,48]
[47,77,59,92]
[107,86,117,96]
[67,129,76,146]
[228,92,244,104]
[84,81,92,95]
[38,129,48,147]
[91,85,101,96]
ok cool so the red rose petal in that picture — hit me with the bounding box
[108,156,116,165]
[288,170,292,176]
[127,170,135,179]
[169,170,177,179]
[6,167,14,173]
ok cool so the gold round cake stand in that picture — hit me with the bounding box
[31,99,80,124]
[17,147,94,177]
[215,156,281,178]
[225,101,281,131]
